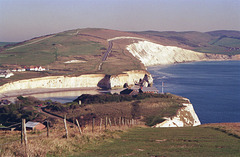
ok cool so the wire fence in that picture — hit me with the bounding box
[0,116,142,147]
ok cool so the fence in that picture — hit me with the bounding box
[0,116,142,156]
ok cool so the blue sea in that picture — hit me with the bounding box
[148,61,240,124]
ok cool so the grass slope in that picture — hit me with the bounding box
[77,127,240,157]
[45,94,186,127]
[0,28,145,85]
[1,124,239,156]
[1,95,239,156]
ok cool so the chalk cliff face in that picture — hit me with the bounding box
[153,98,201,127]
[110,70,153,88]
[0,70,152,94]
[127,41,232,66]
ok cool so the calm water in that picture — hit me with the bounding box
[148,61,240,124]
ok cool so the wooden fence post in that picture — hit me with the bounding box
[92,118,95,133]
[64,115,68,138]
[100,118,103,131]
[23,119,29,157]
[76,119,82,135]
[21,119,24,144]
[108,118,112,128]
[119,117,121,128]
[114,118,117,126]
[47,120,49,137]
[105,116,107,130]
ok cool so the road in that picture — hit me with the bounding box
[39,107,75,125]
[98,41,113,70]
[102,41,113,61]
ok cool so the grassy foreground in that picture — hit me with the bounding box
[1,125,239,156]
[77,127,240,157]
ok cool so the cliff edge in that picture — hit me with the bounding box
[0,70,152,95]
[127,41,233,66]
[153,98,201,127]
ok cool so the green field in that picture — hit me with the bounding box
[1,36,103,66]
[0,29,145,84]
[76,127,240,157]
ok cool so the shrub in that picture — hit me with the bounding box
[145,115,165,127]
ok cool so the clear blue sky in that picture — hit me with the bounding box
[0,0,239,42]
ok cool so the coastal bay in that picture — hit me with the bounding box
[148,61,240,124]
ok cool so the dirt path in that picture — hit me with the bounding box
[39,107,75,125]
[6,35,55,50]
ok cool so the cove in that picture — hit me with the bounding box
[147,61,240,124]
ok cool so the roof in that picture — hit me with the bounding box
[131,85,141,91]
[120,88,134,95]
[120,88,139,95]
[141,87,159,92]
[25,121,40,128]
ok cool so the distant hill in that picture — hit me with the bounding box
[0,42,17,47]
[206,30,240,38]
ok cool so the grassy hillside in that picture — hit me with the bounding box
[0,28,145,85]
[1,95,239,156]
[0,94,186,127]
[44,93,186,127]
[79,127,240,157]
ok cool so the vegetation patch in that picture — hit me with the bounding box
[77,127,240,157]
[0,96,46,126]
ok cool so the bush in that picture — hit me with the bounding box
[145,115,165,127]
[131,101,141,119]
[74,93,167,105]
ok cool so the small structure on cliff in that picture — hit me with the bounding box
[25,121,45,131]
[120,88,138,95]
[0,99,11,105]
[120,85,159,95]
[139,86,159,94]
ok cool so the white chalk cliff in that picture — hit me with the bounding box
[127,41,232,66]
[0,70,152,95]
[153,98,201,127]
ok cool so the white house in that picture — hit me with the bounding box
[0,70,14,78]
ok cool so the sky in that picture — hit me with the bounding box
[0,0,240,42]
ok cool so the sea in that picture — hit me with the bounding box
[147,61,240,124]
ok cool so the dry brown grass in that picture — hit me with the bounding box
[201,122,240,137]
[0,119,144,157]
